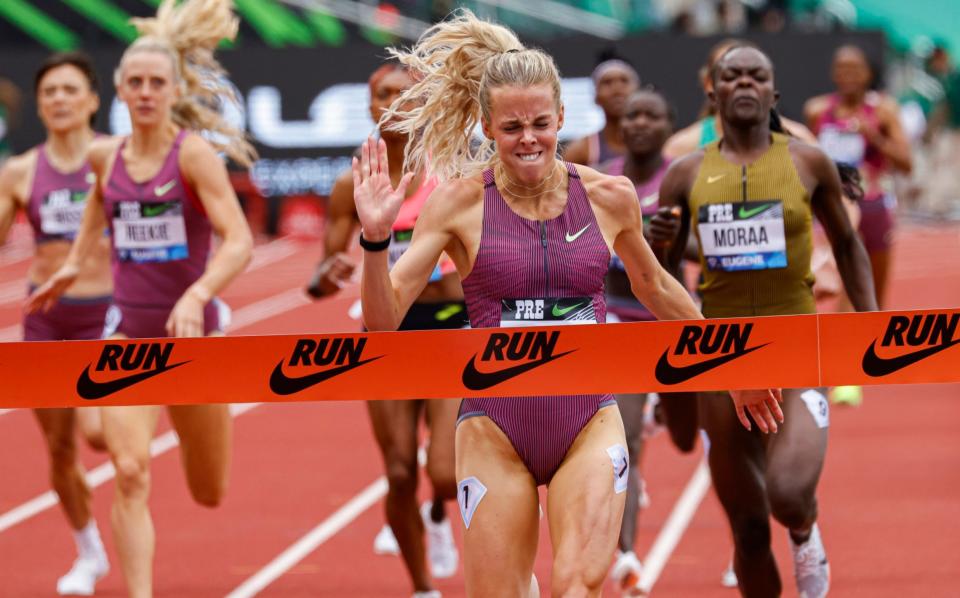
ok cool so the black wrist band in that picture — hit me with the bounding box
[359,232,390,252]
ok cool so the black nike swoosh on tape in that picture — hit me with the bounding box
[654,344,768,385]
[861,338,960,377]
[76,361,190,400]
[617,460,628,478]
[461,350,576,391]
[269,356,383,396]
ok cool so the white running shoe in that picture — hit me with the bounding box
[373,523,400,556]
[56,554,109,596]
[790,524,830,598]
[720,558,738,588]
[420,501,459,579]
[412,591,441,598]
[610,550,643,593]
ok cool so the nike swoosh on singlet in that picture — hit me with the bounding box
[76,361,190,400]
[154,180,176,197]
[564,224,591,243]
[654,344,768,385]
[551,302,585,318]
[738,204,772,219]
[142,203,170,217]
[707,174,726,184]
[861,338,960,377]
[269,356,383,396]
[640,193,659,208]
[461,350,576,391]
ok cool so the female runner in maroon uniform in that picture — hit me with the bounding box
[0,51,110,597]
[352,11,782,597]
[30,1,254,595]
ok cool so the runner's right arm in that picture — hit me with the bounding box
[0,153,27,244]
[306,169,358,298]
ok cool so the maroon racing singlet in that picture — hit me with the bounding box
[23,145,110,341]
[458,162,615,486]
[101,130,219,337]
[27,144,94,244]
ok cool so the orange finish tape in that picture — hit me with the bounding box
[1,309,957,409]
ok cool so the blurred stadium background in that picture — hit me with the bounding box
[1,0,958,236]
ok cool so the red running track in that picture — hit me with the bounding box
[0,221,958,596]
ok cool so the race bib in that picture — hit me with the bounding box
[698,200,787,272]
[389,228,442,282]
[500,297,597,327]
[818,126,866,165]
[113,201,188,263]
[39,188,87,236]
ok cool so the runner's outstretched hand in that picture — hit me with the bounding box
[352,137,413,243]
[729,388,784,433]
[25,263,79,313]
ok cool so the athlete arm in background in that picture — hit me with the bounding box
[802,144,878,312]
[172,133,254,337]
[782,116,818,144]
[662,123,701,160]
[606,177,700,321]
[802,95,829,133]
[649,155,698,279]
[26,141,113,313]
[0,153,27,244]
[561,136,590,165]
[306,169,358,298]
[865,98,912,173]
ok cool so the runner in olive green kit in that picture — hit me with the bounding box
[652,45,877,598]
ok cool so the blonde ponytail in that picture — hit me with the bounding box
[383,9,561,181]
[118,0,256,168]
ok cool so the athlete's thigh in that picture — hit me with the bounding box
[366,399,422,468]
[547,405,627,584]
[456,415,539,597]
[32,408,76,449]
[167,403,231,483]
[764,388,828,493]
[424,398,460,482]
[699,392,768,516]
[101,405,163,463]
[615,393,647,453]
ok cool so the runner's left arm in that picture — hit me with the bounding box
[807,145,878,312]
[172,133,254,336]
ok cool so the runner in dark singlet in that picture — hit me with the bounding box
[29,2,255,595]
[306,62,463,598]
[563,54,639,167]
[652,45,877,598]
[602,88,675,594]
[352,11,782,596]
[0,51,111,597]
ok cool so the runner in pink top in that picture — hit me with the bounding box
[28,2,254,595]
[352,11,781,596]
[0,51,111,597]
[804,44,912,307]
[305,62,465,596]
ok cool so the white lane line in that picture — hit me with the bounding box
[0,403,260,534]
[637,460,712,594]
[226,447,424,596]
[226,477,388,598]
[229,288,310,331]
